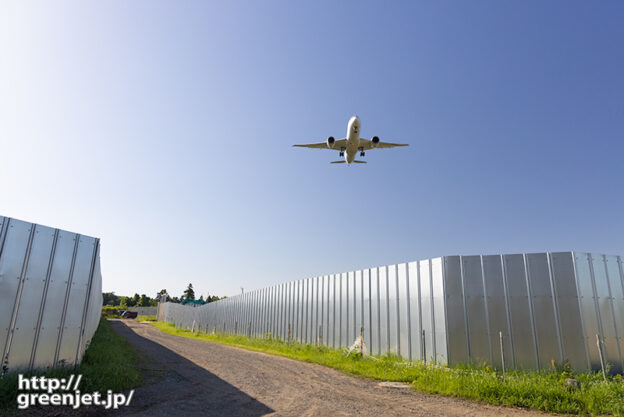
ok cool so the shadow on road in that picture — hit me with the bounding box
[106,320,274,417]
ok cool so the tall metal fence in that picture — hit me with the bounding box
[158,252,624,372]
[0,216,102,373]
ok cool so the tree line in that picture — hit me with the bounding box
[102,283,224,308]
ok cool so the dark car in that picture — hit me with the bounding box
[120,311,138,319]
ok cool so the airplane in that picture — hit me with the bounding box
[293,116,408,164]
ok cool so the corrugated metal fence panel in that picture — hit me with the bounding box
[504,254,538,369]
[157,252,621,372]
[0,216,102,373]
[550,252,587,371]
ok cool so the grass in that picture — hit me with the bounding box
[150,321,624,416]
[0,317,143,413]
[136,315,157,322]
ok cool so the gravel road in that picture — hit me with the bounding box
[99,319,550,417]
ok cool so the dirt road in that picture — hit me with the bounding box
[101,320,551,417]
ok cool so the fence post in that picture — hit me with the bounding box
[422,330,426,365]
[499,331,506,378]
[360,326,365,356]
[597,334,607,381]
[235,321,238,335]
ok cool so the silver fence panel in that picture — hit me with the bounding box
[305,279,310,342]
[350,271,356,344]
[550,252,587,370]
[462,255,489,364]
[575,252,603,369]
[387,265,399,354]
[299,279,305,342]
[0,216,102,373]
[503,254,538,369]
[6,224,55,370]
[363,270,372,355]
[328,274,333,345]
[419,260,435,362]
[378,267,389,354]
[397,263,410,359]
[482,255,512,369]
[443,256,468,364]
[407,262,422,361]
[431,258,447,364]
[315,276,322,344]
[57,236,98,365]
[319,276,325,344]
[605,256,624,371]
[314,277,320,344]
[370,268,380,355]
[306,278,312,343]
[355,270,363,343]
[36,230,78,367]
[526,253,560,367]
[591,254,622,370]
[0,218,32,369]
[270,286,276,336]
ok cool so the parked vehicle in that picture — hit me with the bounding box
[120,311,138,319]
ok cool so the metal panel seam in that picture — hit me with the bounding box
[53,234,81,366]
[587,254,605,350]
[480,255,493,364]
[602,255,623,367]
[0,218,10,260]
[386,265,390,353]
[459,256,471,360]
[406,262,412,361]
[2,223,36,373]
[547,252,565,362]
[395,264,401,357]
[501,254,516,368]
[441,257,448,365]
[571,252,591,369]
[74,239,100,365]
[523,253,541,369]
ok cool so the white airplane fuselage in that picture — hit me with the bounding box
[344,116,361,164]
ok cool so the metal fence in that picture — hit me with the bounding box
[0,216,102,373]
[158,252,624,372]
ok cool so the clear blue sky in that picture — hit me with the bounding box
[2,1,623,299]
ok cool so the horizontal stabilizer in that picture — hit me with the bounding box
[330,161,346,164]
[352,160,367,164]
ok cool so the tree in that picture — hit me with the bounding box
[102,292,120,306]
[199,295,204,302]
[139,294,151,307]
[183,283,195,301]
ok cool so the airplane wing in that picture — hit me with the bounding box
[358,138,408,150]
[293,139,348,150]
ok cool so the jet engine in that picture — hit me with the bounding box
[326,136,335,148]
[371,136,380,148]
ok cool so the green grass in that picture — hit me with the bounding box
[136,315,157,322]
[0,317,143,413]
[150,321,624,416]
